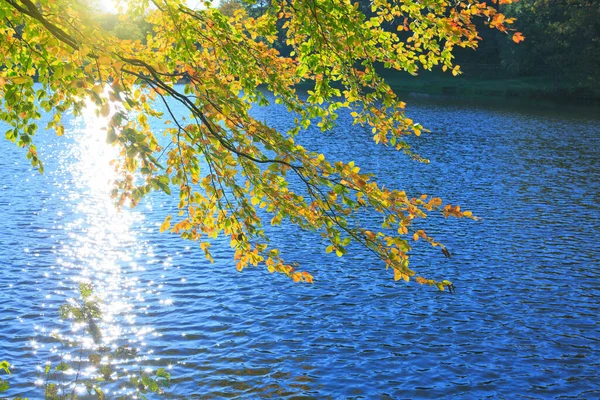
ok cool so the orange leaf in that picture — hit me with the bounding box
[302,271,314,283]
[491,14,505,26]
[512,32,525,43]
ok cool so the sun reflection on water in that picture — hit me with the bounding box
[37,97,166,396]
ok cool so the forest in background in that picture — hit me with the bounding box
[91,0,600,102]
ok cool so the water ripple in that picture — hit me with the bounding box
[1,95,599,398]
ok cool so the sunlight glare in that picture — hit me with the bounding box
[43,90,161,391]
[99,0,123,14]
[98,0,211,14]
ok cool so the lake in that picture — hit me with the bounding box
[1,91,599,398]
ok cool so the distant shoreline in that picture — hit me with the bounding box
[384,73,600,106]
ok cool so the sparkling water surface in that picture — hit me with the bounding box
[1,92,599,398]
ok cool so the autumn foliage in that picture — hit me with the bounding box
[0,0,521,290]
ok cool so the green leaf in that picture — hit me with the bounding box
[141,374,159,392]
[0,361,9,374]
[100,364,113,381]
[11,76,32,85]
[155,368,170,380]
[55,362,71,372]
[106,128,118,144]
[79,283,93,299]
[94,386,106,400]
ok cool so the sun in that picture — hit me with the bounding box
[96,0,213,14]
[97,0,122,14]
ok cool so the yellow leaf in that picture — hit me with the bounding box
[159,216,171,233]
[394,269,401,281]
[11,76,31,84]
[100,103,110,117]
[97,55,111,65]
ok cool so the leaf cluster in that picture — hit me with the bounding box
[0,0,516,290]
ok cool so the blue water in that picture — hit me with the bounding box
[1,93,599,398]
